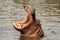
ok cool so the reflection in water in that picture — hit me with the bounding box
[19,36,41,40]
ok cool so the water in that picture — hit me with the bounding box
[0,0,60,40]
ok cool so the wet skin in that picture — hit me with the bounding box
[13,6,44,37]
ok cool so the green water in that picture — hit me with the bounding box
[0,0,60,40]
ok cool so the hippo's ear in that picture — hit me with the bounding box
[36,19,40,24]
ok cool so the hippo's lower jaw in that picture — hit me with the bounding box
[20,26,44,38]
[20,31,44,38]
